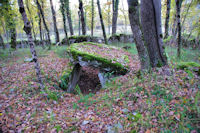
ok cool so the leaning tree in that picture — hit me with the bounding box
[18,0,44,89]
[97,0,108,44]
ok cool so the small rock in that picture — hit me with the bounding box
[82,120,89,125]
[24,58,33,62]
[122,108,129,114]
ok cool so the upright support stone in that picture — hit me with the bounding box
[67,63,82,93]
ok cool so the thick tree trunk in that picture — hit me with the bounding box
[79,0,86,35]
[50,0,60,43]
[91,0,94,36]
[10,27,17,49]
[97,0,108,44]
[164,0,171,39]
[176,0,181,58]
[60,0,70,45]
[65,0,74,36]
[127,0,150,70]
[36,0,51,49]
[18,0,44,89]
[112,0,119,35]
[141,0,167,67]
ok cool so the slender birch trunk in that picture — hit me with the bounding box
[176,0,181,58]
[18,0,44,89]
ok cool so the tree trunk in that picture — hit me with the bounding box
[164,0,171,39]
[107,0,111,35]
[50,0,60,43]
[65,0,74,36]
[38,11,43,41]
[79,0,86,35]
[0,34,5,49]
[25,0,37,41]
[181,0,193,32]
[17,0,44,89]
[112,0,119,35]
[78,11,81,35]
[127,0,150,70]
[36,0,51,49]
[122,0,127,33]
[91,0,94,36]
[60,0,70,45]
[141,0,167,67]
[10,27,17,49]
[97,0,108,44]
[176,0,181,58]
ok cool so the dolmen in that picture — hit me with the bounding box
[63,42,131,93]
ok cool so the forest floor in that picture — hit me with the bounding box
[0,44,200,132]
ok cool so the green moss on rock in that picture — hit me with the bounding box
[67,42,130,73]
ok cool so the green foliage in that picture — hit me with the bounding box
[41,87,61,101]
[53,46,70,58]
[163,36,172,43]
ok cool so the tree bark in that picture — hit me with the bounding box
[97,0,108,44]
[65,0,74,36]
[50,0,60,43]
[78,11,81,35]
[60,0,70,45]
[127,0,150,70]
[35,0,51,49]
[79,0,86,35]
[10,27,17,49]
[25,0,37,41]
[0,34,5,49]
[164,0,171,39]
[91,0,94,36]
[176,0,181,58]
[107,0,111,35]
[141,0,167,67]
[18,0,44,89]
[38,11,43,41]
[112,0,119,35]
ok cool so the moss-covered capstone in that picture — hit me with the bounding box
[67,42,131,74]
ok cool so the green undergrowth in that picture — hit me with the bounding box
[0,47,48,62]
[88,69,200,132]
